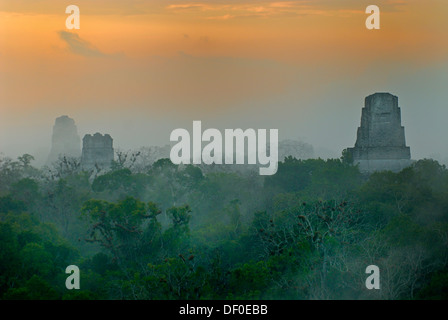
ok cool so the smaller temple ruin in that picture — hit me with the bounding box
[47,115,81,164]
[81,133,114,169]
[346,93,412,173]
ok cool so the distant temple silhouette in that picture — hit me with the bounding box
[81,133,114,169]
[346,93,412,173]
[47,115,81,164]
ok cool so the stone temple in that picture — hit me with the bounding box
[47,115,81,164]
[346,93,412,173]
[81,133,114,169]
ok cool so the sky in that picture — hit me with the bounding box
[0,0,447,165]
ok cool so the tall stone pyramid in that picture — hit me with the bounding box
[347,93,412,173]
[47,115,81,164]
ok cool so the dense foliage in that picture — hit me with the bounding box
[1,153,447,300]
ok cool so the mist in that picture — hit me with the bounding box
[1,0,448,302]
[1,53,448,167]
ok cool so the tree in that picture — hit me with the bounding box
[264,156,312,193]
[10,178,40,209]
[81,197,162,266]
[341,148,353,165]
[162,205,193,254]
[251,198,370,299]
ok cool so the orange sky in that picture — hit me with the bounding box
[1,0,448,163]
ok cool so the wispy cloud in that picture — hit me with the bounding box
[0,0,408,17]
[165,1,330,19]
[0,0,149,15]
[58,31,107,57]
[165,0,408,20]
[166,3,218,11]
[206,14,235,20]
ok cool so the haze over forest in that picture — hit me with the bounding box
[1,0,448,166]
[2,1,448,301]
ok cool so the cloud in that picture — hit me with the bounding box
[206,14,235,20]
[58,31,107,57]
[166,4,212,10]
[0,0,409,18]
[164,0,409,20]
[0,0,149,15]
